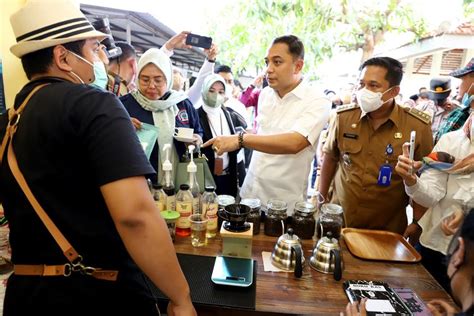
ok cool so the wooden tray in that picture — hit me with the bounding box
[342,228,421,263]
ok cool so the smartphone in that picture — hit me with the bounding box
[185,33,212,49]
[211,256,253,287]
[409,131,416,174]
[392,288,431,316]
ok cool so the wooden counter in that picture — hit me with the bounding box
[172,231,453,315]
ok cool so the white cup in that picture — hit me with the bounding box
[174,127,194,139]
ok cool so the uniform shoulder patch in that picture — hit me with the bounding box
[405,107,431,124]
[336,103,359,113]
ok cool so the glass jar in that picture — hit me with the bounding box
[316,203,344,240]
[241,198,261,235]
[292,201,316,239]
[264,199,288,237]
[217,195,235,232]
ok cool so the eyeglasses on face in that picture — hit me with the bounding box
[139,76,166,87]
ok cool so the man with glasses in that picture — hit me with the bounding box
[319,56,433,235]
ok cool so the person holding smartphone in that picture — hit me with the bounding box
[343,209,474,316]
[319,56,433,235]
[395,112,474,291]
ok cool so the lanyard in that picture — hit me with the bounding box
[208,111,223,137]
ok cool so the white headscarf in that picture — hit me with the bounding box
[132,48,188,175]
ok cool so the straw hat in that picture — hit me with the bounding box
[10,0,107,58]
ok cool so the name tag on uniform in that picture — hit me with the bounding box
[343,133,358,139]
[377,164,392,186]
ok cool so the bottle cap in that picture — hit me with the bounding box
[180,184,190,191]
[152,183,163,190]
[205,186,216,192]
[162,144,172,171]
[187,145,197,173]
[160,210,180,221]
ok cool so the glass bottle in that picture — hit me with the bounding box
[189,171,201,214]
[161,144,175,211]
[264,199,288,237]
[187,145,201,214]
[241,198,261,235]
[201,186,219,238]
[175,184,193,237]
[152,184,167,212]
[292,201,316,239]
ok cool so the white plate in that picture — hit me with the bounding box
[174,135,195,143]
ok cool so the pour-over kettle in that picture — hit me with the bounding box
[271,228,304,278]
[309,232,343,281]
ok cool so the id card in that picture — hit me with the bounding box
[377,164,392,186]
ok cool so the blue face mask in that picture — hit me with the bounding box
[461,92,474,108]
[68,51,107,89]
[90,61,108,90]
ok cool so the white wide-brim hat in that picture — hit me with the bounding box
[10,0,107,58]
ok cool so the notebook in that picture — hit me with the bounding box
[135,122,158,159]
[343,280,413,316]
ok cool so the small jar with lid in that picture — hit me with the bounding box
[241,198,261,235]
[217,195,235,232]
[316,203,344,240]
[292,201,316,239]
[264,199,288,237]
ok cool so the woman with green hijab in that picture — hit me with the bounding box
[198,74,245,197]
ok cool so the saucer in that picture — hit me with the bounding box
[174,135,194,143]
[223,222,251,233]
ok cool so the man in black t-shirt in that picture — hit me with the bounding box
[1,1,195,315]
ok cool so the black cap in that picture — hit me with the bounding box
[152,183,163,190]
[92,18,122,59]
[205,186,216,192]
[429,77,451,100]
[179,184,190,190]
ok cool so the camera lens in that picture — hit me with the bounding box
[92,18,122,59]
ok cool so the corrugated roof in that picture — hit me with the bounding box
[80,4,206,72]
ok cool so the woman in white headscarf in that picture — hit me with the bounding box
[198,74,246,197]
[395,112,474,291]
[120,48,203,184]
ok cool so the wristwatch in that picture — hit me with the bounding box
[238,131,245,149]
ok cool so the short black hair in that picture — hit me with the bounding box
[109,41,136,63]
[21,40,85,80]
[360,57,403,87]
[272,35,304,60]
[215,65,232,74]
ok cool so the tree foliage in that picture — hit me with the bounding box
[209,0,428,79]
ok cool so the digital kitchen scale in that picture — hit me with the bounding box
[211,256,254,287]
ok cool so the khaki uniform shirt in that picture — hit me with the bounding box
[323,103,433,234]
[107,72,128,97]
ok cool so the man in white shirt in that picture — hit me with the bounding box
[203,35,331,214]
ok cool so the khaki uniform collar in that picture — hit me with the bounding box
[359,101,401,128]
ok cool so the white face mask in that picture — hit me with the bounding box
[68,51,95,84]
[356,86,395,113]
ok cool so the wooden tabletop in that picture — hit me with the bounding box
[172,230,453,315]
